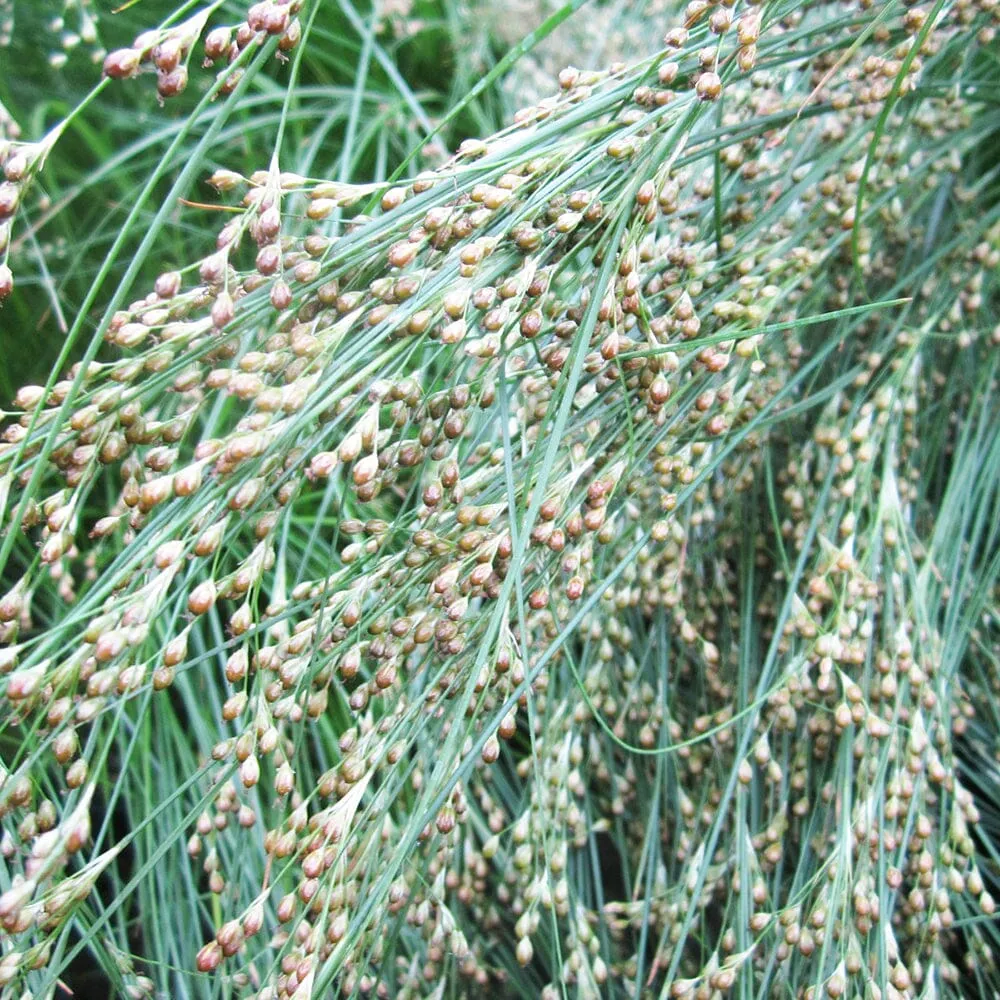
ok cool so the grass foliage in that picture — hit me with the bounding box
[1,0,999,997]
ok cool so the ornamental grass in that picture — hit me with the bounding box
[0,0,999,997]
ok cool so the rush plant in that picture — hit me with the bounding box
[0,1,998,997]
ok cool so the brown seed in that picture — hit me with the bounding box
[255,244,281,275]
[188,581,217,615]
[104,48,142,79]
[270,279,292,310]
[695,71,722,101]
[352,453,379,486]
[0,183,19,220]
[499,710,517,739]
[157,66,188,99]
[153,38,183,72]
[528,589,549,610]
[436,807,456,834]
[388,241,418,268]
[196,941,222,972]
[3,151,28,183]
[211,292,234,328]
[264,7,290,34]
[481,734,500,763]
[153,270,181,298]
[520,310,542,339]
[204,26,231,60]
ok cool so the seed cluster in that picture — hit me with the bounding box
[1,0,999,997]
[0,98,24,301]
[103,1,303,101]
[0,1,306,304]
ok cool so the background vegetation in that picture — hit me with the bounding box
[0,0,998,997]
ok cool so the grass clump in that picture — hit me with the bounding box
[1,0,1000,997]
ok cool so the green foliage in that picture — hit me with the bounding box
[0,1,999,998]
